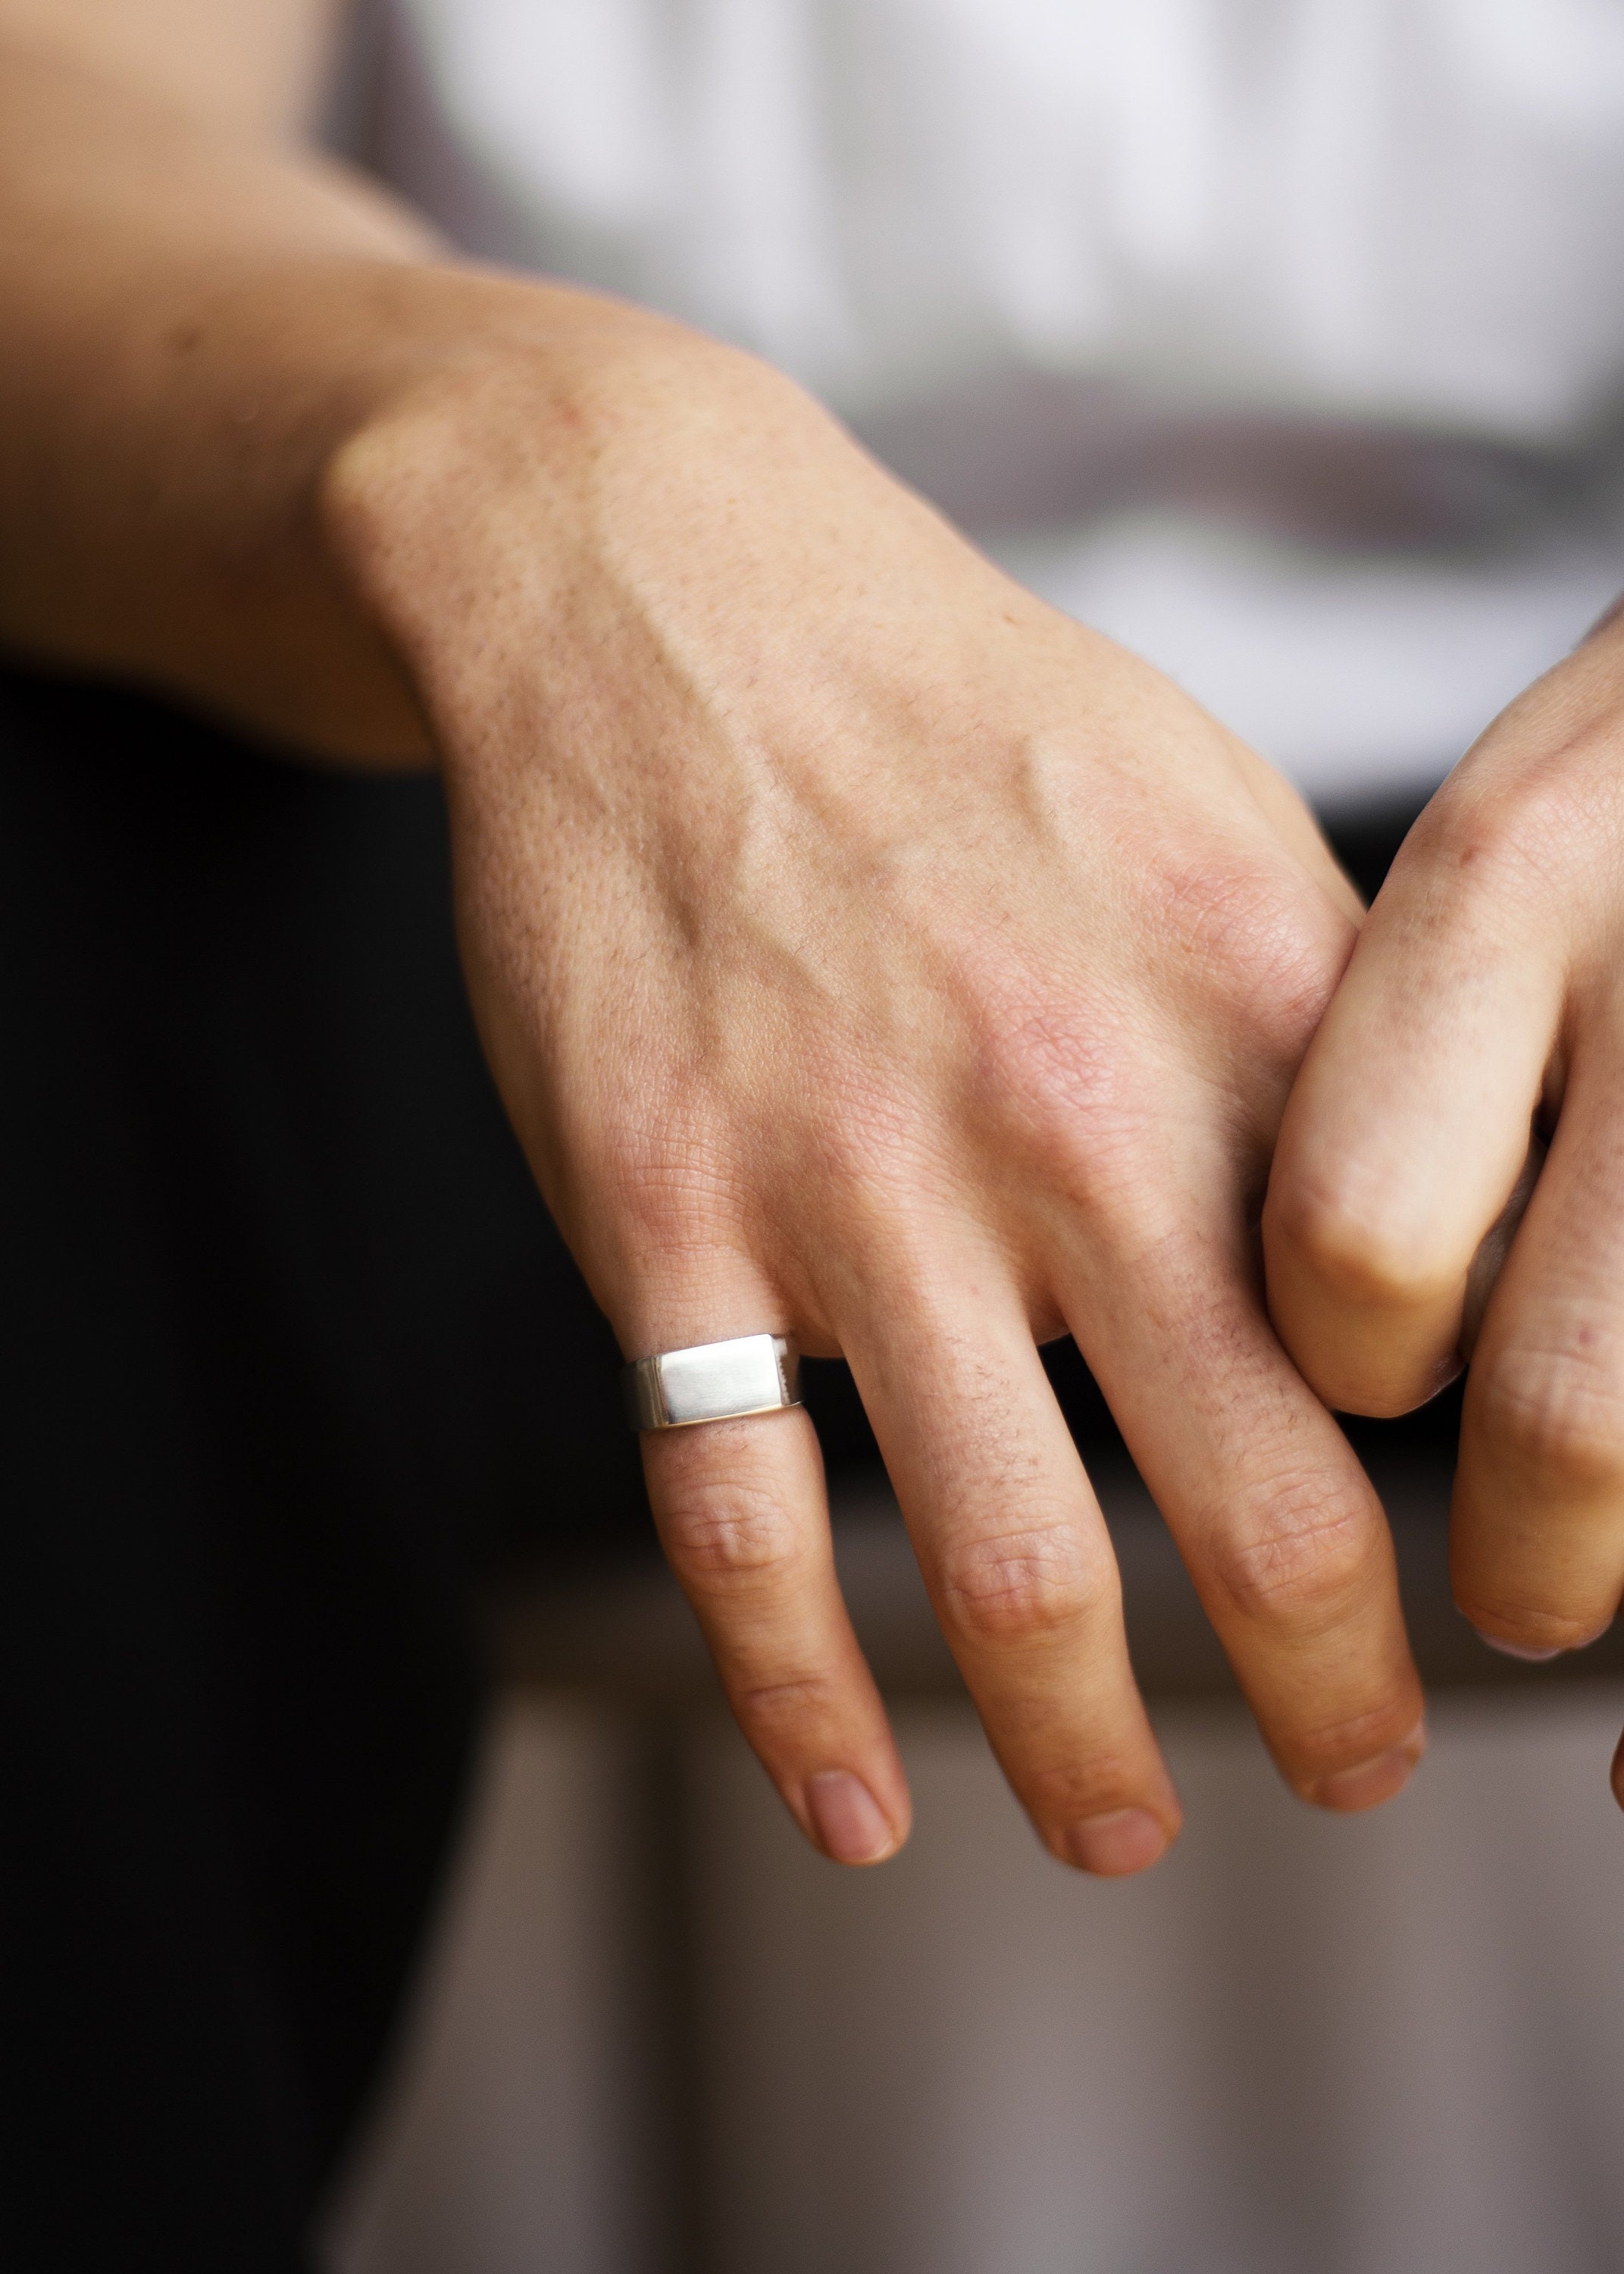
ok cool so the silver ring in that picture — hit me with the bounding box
[624,1333,801,1432]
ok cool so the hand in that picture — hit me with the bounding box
[1265,602,1624,1795]
[330,303,1425,1872]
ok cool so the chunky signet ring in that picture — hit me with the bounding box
[624,1333,801,1432]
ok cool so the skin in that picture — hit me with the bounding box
[0,0,1435,1877]
[1266,605,1624,1805]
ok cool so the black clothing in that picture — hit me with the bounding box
[0,670,645,2271]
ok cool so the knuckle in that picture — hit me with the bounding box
[1144,854,1342,1036]
[807,1076,943,1217]
[1271,1167,1450,1315]
[1203,1471,1378,1632]
[971,994,1170,1224]
[658,1475,800,1584]
[1425,755,1601,906]
[599,1107,745,1255]
[935,1521,1110,1646]
[978,1001,1129,1134]
[1475,1345,1624,1495]
[732,1668,846,1748]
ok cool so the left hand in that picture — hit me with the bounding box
[1263,600,1624,1798]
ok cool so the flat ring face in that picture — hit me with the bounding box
[624,1333,800,1431]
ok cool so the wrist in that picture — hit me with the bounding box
[318,275,805,774]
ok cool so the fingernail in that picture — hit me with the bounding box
[1475,1630,1562,1663]
[1311,1722,1425,1812]
[1060,1807,1169,1877]
[805,1771,894,1865]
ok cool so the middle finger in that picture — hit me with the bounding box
[842,1227,1182,1875]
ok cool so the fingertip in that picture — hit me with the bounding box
[804,1768,909,1866]
[1474,1628,1561,1664]
[1611,1731,1624,1814]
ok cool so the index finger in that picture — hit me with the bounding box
[1263,791,1562,1417]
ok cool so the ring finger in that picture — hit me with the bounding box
[631,1273,912,1867]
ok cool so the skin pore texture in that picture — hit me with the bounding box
[3,0,1617,1871]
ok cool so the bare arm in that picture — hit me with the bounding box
[1,0,514,759]
[0,0,339,131]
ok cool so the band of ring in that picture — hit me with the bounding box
[624,1333,801,1432]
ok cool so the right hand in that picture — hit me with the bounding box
[327,292,1425,1873]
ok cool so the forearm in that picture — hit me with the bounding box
[0,39,680,763]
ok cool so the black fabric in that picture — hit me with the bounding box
[0,661,1452,2269]
[0,669,649,2271]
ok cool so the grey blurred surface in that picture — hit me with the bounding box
[326,1684,1624,2274]
[327,1451,1624,2274]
